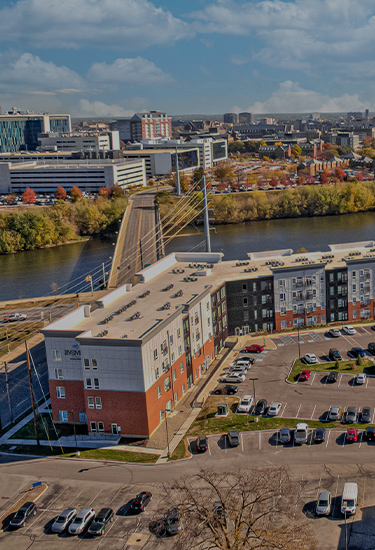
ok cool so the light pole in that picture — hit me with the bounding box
[249,378,258,407]
[162,409,171,458]
[297,324,301,360]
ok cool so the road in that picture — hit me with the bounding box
[116,191,162,287]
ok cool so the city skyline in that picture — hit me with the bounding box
[0,0,374,117]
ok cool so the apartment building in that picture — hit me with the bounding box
[110,111,172,143]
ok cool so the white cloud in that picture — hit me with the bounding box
[0,52,85,93]
[191,0,375,76]
[0,0,190,49]
[247,81,368,113]
[230,54,248,66]
[77,99,148,118]
[87,57,173,86]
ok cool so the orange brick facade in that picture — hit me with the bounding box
[274,307,326,331]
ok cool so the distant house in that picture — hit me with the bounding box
[259,144,290,159]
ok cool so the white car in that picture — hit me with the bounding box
[268,402,282,416]
[303,353,318,364]
[236,395,253,414]
[342,325,356,335]
[223,373,246,383]
[294,422,309,444]
[356,373,366,385]
[328,328,341,338]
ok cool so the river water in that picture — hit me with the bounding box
[1,212,375,300]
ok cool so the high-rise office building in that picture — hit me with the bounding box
[0,113,71,152]
[238,112,253,124]
[223,113,238,124]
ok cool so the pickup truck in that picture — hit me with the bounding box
[2,312,27,322]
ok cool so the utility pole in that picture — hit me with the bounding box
[4,361,13,423]
[139,238,144,269]
[203,175,211,253]
[26,342,40,446]
[102,263,106,288]
[175,147,181,197]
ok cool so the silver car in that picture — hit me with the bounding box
[68,507,95,535]
[51,507,77,533]
[316,491,331,516]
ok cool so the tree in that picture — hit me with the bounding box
[335,168,345,181]
[193,167,205,184]
[160,468,315,550]
[109,185,125,198]
[214,163,235,185]
[21,187,36,204]
[70,186,82,202]
[54,186,67,201]
[291,145,302,158]
[355,172,364,181]
[319,173,328,185]
[98,187,109,199]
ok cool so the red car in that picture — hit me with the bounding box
[299,370,312,382]
[243,344,264,353]
[346,428,359,443]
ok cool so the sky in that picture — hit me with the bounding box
[0,0,374,118]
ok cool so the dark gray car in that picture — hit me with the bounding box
[346,406,357,424]
[227,430,240,447]
[361,407,372,423]
[51,507,77,533]
[279,427,291,444]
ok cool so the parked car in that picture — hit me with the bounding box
[236,395,253,414]
[165,508,181,536]
[254,399,267,416]
[294,422,309,445]
[232,358,253,367]
[329,348,342,361]
[314,427,326,443]
[243,344,264,353]
[346,428,359,443]
[327,371,338,383]
[130,492,152,513]
[10,502,37,528]
[316,490,332,516]
[279,427,291,444]
[87,508,114,536]
[196,436,208,453]
[51,507,77,533]
[68,508,95,535]
[299,370,311,382]
[356,373,366,385]
[239,352,256,362]
[365,426,375,441]
[342,325,356,335]
[303,353,318,364]
[351,347,365,358]
[212,385,238,395]
[328,405,342,421]
[227,430,240,447]
[328,328,341,338]
[2,312,27,323]
[222,373,246,383]
[346,406,357,424]
[368,342,375,355]
[268,402,282,416]
[361,406,372,423]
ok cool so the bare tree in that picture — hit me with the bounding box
[160,467,316,550]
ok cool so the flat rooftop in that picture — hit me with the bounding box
[43,241,375,343]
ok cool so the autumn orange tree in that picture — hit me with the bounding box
[21,187,36,204]
[54,186,67,201]
[70,186,82,202]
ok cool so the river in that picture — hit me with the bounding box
[2,212,375,301]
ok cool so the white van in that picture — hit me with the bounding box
[341,482,358,516]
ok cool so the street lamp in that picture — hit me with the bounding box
[297,324,301,360]
[249,378,258,407]
[162,409,171,458]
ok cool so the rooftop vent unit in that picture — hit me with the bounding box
[184,276,198,282]
[96,329,108,337]
[163,302,171,310]
[139,290,150,298]
[129,311,141,321]
[236,261,249,267]
[175,290,183,297]
[163,284,174,291]
[244,266,258,273]
[172,268,185,274]
[122,334,128,338]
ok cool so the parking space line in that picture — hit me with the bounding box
[281,402,287,417]
[366,376,369,389]
[310,405,316,419]
[24,486,69,534]
[325,429,331,448]
[342,431,346,447]
[372,409,375,424]
[241,434,244,453]
[208,441,212,455]
[101,517,118,539]
[338,374,343,388]
[359,431,363,449]
[310,372,317,386]
[259,432,261,450]
[295,403,302,418]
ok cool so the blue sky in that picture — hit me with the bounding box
[0,0,374,117]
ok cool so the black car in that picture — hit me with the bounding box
[10,502,37,528]
[212,385,238,395]
[368,342,375,355]
[329,348,342,361]
[365,426,375,441]
[254,399,267,416]
[87,508,114,536]
[196,436,208,453]
[165,508,181,536]
[130,492,152,513]
[314,427,326,443]
[361,407,372,423]
[227,430,240,447]
[327,371,338,383]
[351,347,366,358]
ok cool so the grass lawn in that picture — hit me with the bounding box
[0,444,159,463]
[10,413,67,440]
[169,439,190,461]
[287,358,375,382]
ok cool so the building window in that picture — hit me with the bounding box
[223,314,227,326]
[279,279,285,287]
[55,368,63,380]
[53,350,62,361]
[161,341,168,355]
[164,376,171,392]
[242,283,247,292]
[280,293,285,302]
[59,410,68,423]
[153,349,158,360]
[177,328,181,338]
[155,367,160,380]
[353,284,357,292]
[56,386,65,399]
[159,410,164,423]
[174,392,178,404]
[180,361,184,373]
[85,378,92,389]
[243,297,248,306]
[170,334,174,345]
[157,386,161,398]
[178,345,182,356]
[182,384,186,395]
[329,273,334,282]
[90,421,96,432]
[94,378,99,390]
[95,397,102,409]
[97,422,104,432]
[280,306,286,315]
[92,359,98,369]
[353,310,357,319]
[88,397,94,409]
[244,311,249,321]
[171,352,175,363]
[281,320,287,329]
[173,369,177,381]
[352,271,356,278]
[221,287,225,298]
[207,317,211,326]
[83,358,90,369]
